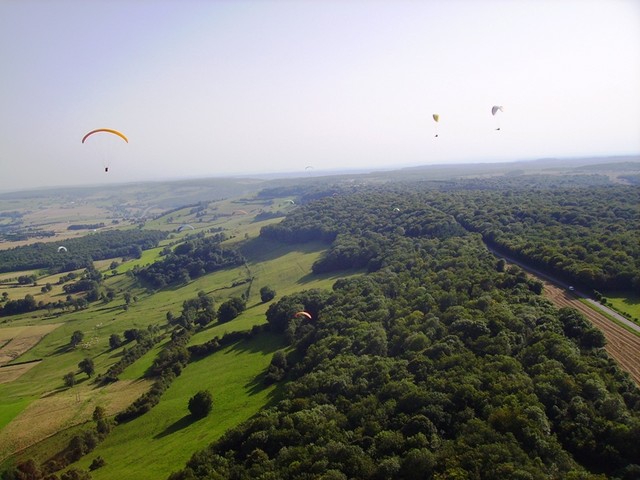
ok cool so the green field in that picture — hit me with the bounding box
[0,397,31,431]
[606,293,640,322]
[0,200,363,477]
[73,333,285,480]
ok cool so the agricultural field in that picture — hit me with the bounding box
[0,324,61,366]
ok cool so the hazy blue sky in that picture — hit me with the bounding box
[1,0,639,191]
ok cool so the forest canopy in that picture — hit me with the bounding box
[170,184,640,480]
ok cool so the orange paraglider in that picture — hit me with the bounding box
[294,311,312,320]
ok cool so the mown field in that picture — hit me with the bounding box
[606,293,640,322]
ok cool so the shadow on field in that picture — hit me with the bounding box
[296,268,361,286]
[224,333,284,357]
[52,344,72,355]
[240,237,326,264]
[244,371,269,397]
[154,414,196,439]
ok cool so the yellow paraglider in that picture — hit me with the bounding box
[432,113,440,137]
[82,128,129,172]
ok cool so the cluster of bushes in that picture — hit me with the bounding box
[67,223,105,230]
[134,234,244,288]
[0,294,38,316]
[97,326,163,385]
[167,291,216,329]
[115,328,192,423]
[187,324,268,359]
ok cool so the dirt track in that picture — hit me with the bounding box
[539,279,640,386]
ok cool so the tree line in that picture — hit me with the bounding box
[0,229,167,274]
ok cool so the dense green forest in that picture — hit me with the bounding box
[428,183,640,293]
[133,234,245,288]
[170,185,640,480]
[0,230,167,274]
[263,182,639,294]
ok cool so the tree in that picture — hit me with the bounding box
[64,372,76,387]
[109,333,122,350]
[70,330,85,348]
[260,285,276,303]
[89,456,106,471]
[60,468,92,480]
[78,358,95,378]
[92,406,106,421]
[217,297,246,323]
[188,390,213,418]
[123,328,140,342]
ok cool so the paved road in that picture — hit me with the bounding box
[485,245,640,335]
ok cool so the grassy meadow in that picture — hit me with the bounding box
[0,193,361,477]
[606,293,640,323]
[73,333,286,480]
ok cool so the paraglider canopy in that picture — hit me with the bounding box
[294,311,312,320]
[491,106,504,130]
[232,210,248,215]
[178,224,195,232]
[57,246,67,252]
[82,128,128,172]
[432,113,440,137]
[82,128,128,144]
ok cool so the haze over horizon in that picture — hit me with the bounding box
[2,0,639,192]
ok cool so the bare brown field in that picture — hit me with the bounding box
[0,361,41,384]
[540,280,640,386]
[0,379,153,461]
[22,205,108,225]
[0,203,114,250]
[0,324,61,366]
